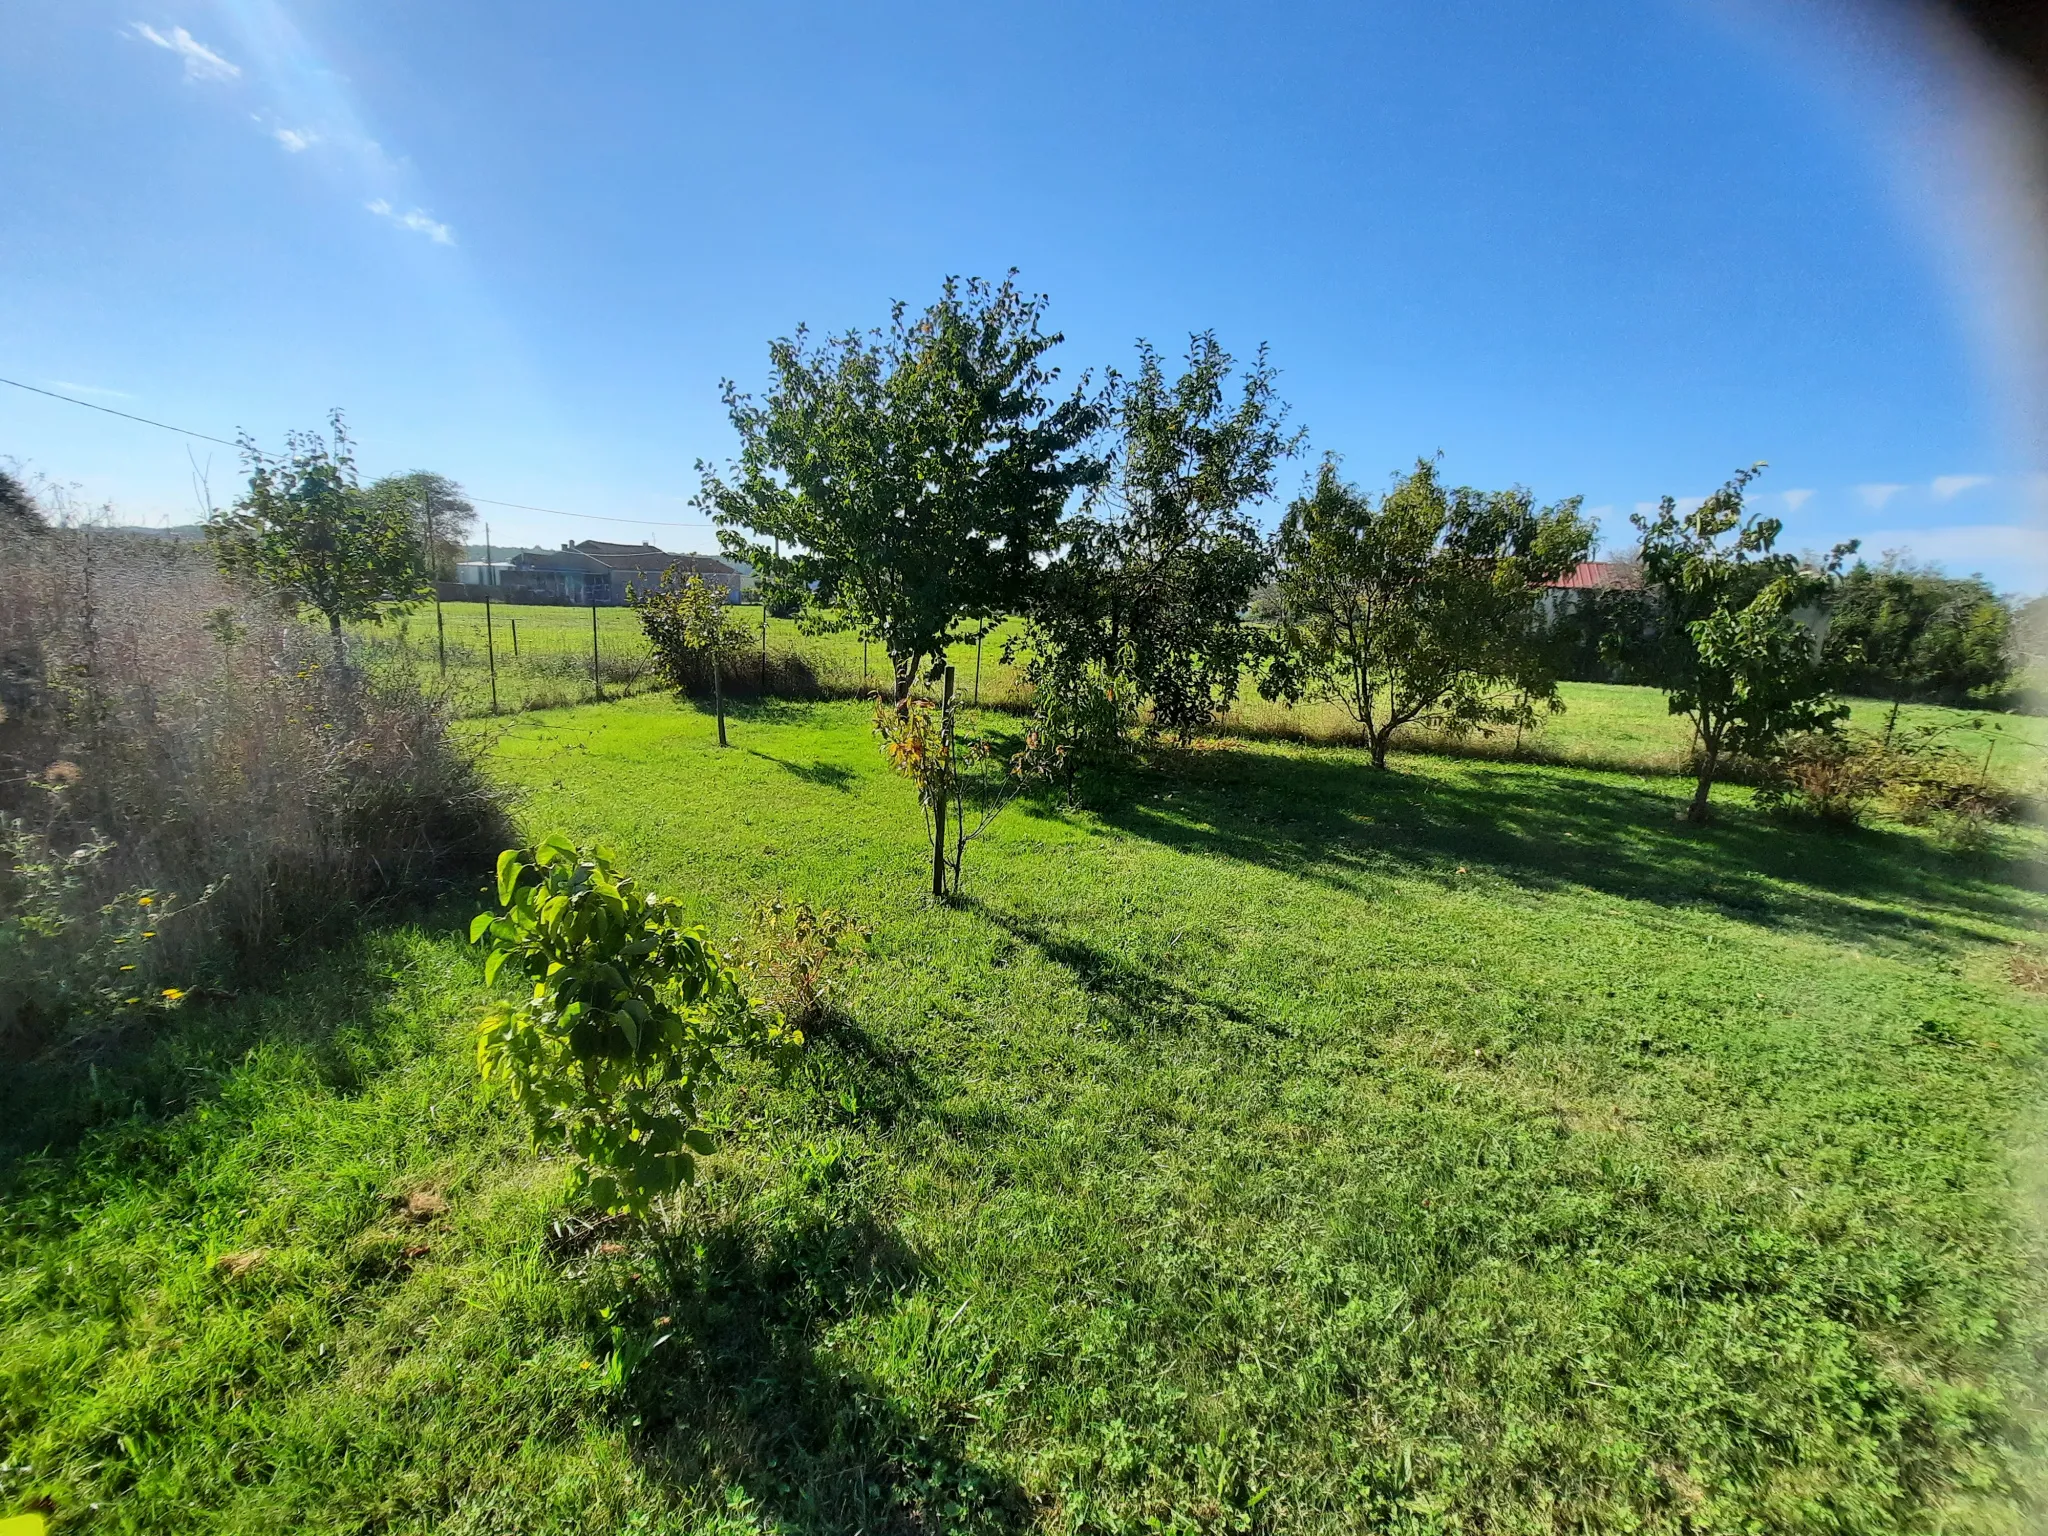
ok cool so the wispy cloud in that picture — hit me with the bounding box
[1930,473,1992,501]
[1781,488,1814,511]
[272,126,318,152]
[1857,483,1907,509]
[128,22,240,81]
[44,379,134,401]
[365,198,454,245]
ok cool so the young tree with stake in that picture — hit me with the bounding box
[1262,458,1594,768]
[633,572,746,746]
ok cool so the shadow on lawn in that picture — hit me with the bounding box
[1077,745,2041,956]
[973,902,1281,1044]
[0,917,429,1168]
[618,1196,1027,1532]
[748,749,860,793]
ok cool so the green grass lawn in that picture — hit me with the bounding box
[8,695,2048,1532]
[361,601,2047,793]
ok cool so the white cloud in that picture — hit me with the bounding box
[1859,523,2048,592]
[1782,488,1814,511]
[365,198,454,245]
[44,379,133,401]
[1857,483,1907,509]
[1930,473,1992,501]
[128,23,240,81]
[272,127,319,152]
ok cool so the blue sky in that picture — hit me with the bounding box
[4,0,2044,585]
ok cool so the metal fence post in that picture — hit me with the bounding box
[484,593,499,714]
[510,617,519,659]
[591,601,604,702]
[435,597,446,677]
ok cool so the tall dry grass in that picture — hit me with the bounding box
[0,523,509,1049]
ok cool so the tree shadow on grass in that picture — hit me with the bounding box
[969,900,1283,1044]
[799,1014,937,1131]
[747,749,859,793]
[1086,746,2043,957]
[612,1199,1028,1532]
[0,912,439,1170]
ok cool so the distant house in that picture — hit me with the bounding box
[1544,560,1640,593]
[499,541,743,605]
[1540,559,1640,621]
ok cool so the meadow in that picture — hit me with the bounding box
[366,600,2048,785]
[7,690,2048,1533]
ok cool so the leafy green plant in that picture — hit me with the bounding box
[748,898,870,1028]
[1012,649,1135,797]
[0,812,203,1037]
[471,835,800,1218]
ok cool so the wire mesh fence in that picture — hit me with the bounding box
[354,600,1036,718]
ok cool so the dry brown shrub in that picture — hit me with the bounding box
[1,523,509,1049]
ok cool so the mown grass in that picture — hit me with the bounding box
[7,694,2048,1532]
[360,601,2047,792]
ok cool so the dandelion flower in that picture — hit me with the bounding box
[138,896,153,907]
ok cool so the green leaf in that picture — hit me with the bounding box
[469,910,495,943]
[495,848,524,907]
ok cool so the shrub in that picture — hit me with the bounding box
[1013,649,1135,797]
[471,836,800,1218]
[1756,731,1886,825]
[747,899,869,1028]
[0,524,507,1050]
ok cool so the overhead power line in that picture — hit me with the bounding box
[0,374,243,450]
[1,373,719,530]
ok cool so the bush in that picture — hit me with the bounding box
[1756,731,1887,825]
[747,898,868,1028]
[0,525,507,1050]
[1755,722,2021,842]
[471,836,800,1217]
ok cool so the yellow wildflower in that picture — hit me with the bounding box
[162,988,186,1001]
[138,895,153,907]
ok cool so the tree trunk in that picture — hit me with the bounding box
[932,667,955,898]
[1685,747,1719,823]
[712,648,727,748]
[328,611,345,671]
[1366,725,1389,771]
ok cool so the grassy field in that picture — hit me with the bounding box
[358,602,1033,718]
[361,601,2048,790]
[7,693,2048,1532]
